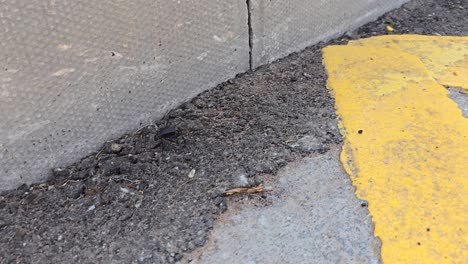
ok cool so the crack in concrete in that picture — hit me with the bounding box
[246,0,253,70]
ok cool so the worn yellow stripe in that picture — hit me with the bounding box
[348,35,468,89]
[323,43,467,263]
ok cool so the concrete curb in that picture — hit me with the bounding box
[0,0,408,190]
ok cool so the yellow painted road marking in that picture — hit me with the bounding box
[348,35,468,89]
[323,36,468,263]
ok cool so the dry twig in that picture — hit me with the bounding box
[223,184,269,196]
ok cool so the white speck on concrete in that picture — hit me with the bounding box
[52,68,75,77]
[213,35,225,42]
[57,44,72,50]
[197,52,208,60]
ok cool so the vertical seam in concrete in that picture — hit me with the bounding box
[246,0,253,70]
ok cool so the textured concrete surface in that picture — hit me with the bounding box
[187,147,381,264]
[249,0,409,67]
[0,0,249,190]
[0,0,411,190]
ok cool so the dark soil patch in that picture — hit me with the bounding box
[355,0,467,37]
[1,0,466,263]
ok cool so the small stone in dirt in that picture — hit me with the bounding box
[174,253,182,261]
[218,202,227,213]
[67,183,85,199]
[193,98,206,108]
[194,235,207,247]
[14,227,27,239]
[17,184,29,193]
[159,127,177,138]
[414,27,424,34]
[188,169,196,178]
[52,167,70,178]
[213,196,225,206]
[237,174,249,187]
[187,241,195,250]
[254,161,275,173]
[118,212,133,221]
[110,143,123,153]
[120,187,131,194]
[290,135,325,153]
[135,200,142,208]
[345,30,360,39]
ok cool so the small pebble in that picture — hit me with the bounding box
[110,143,123,153]
[188,169,196,178]
[159,127,177,138]
[238,174,249,187]
[120,187,130,194]
[135,200,142,208]
[52,167,70,178]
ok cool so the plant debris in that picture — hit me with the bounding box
[224,184,270,196]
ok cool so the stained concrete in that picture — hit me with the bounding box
[249,0,409,67]
[187,146,381,264]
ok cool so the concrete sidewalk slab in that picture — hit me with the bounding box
[187,146,380,264]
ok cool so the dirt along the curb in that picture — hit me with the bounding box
[0,34,341,264]
[0,0,466,263]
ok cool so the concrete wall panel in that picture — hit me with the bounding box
[0,0,409,190]
[0,0,249,190]
[249,0,409,67]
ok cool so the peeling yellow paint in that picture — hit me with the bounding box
[348,35,468,89]
[323,40,467,263]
